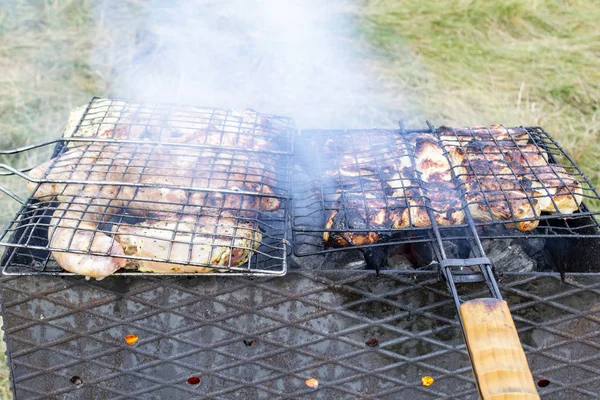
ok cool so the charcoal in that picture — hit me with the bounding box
[291,246,366,270]
[322,249,366,270]
[478,238,540,272]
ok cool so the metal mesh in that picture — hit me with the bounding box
[0,98,295,276]
[292,126,600,257]
[436,125,600,235]
[1,271,599,399]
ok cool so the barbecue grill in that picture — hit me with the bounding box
[1,97,600,399]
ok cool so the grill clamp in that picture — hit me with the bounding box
[420,121,540,399]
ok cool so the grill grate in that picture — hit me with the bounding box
[1,271,599,399]
[0,98,295,276]
[292,125,600,258]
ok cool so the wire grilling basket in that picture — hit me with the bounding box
[0,97,295,276]
[291,124,600,258]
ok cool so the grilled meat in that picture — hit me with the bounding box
[445,125,582,230]
[448,143,541,231]
[438,125,530,148]
[321,125,583,245]
[527,165,583,213]
[323,180,412,247]
[26,104,284,278]
[322,131,415,247]
[72,106,280,151]
[116,214,262,273]
[48,199,126,279]
[411,136,465,227]
[28,142,280,216]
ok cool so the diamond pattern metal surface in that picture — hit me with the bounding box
[1,271,600,399]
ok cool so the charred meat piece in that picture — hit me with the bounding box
[445,125,582,231]
[448,144,541,231]
[321,131,416,247]
[323,184,411,247]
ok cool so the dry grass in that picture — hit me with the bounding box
[0,0,598,397]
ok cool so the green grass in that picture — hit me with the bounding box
[0,0,598,397]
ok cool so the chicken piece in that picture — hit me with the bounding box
[437,125,530,148]
[456,138,581,217]
[71,105,282,152]
[526,165,583,213]
[116,215,262,272]
[27,142,280,217]
[462,177,540,231]
[323,188,411,247]
[48,199,126,279]
[449,145,541,231]
[322,130,412,182]
[27,144,131,202]
[158,109,279,151]
[320,131,418,247]
[503,144,549,168]
[411,135,465,226]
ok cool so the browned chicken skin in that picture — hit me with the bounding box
[322,130,416,247]
[443,125,582,231]
[322,125,583,247]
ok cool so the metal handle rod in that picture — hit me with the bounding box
[418,121,537,399]
[0,139,61,155]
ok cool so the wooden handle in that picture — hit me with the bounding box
[460,298,539,400]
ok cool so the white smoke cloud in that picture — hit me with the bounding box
[92,0,407,128]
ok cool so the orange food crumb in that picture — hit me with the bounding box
[125,334,139,345]
[421,375,434,386]
[305,378,319,389]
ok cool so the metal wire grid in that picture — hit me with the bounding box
[435,124,600,234]
[72,97,294,153]
[1,271,599,399]
[291,126,600,257]
[292,129,450,256]
[0,197,287,276]
[0,97,295,276]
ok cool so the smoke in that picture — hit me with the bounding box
[92,0,404,128]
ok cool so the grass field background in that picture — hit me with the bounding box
[0,0,598,398]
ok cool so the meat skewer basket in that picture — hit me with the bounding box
[0,98,294,278]
[1,98,600,399]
